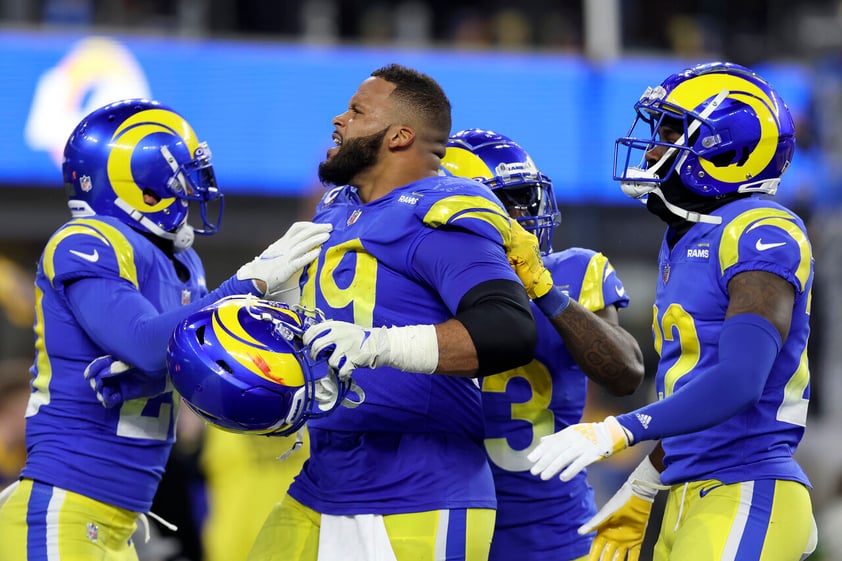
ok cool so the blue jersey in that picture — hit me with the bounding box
[291,176,518,515]
[482,248,630,561]
[653,197,812,486]
[24,216,207,513]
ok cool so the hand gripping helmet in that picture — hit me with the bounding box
[615,62,796,204]
[62,99,223,250]
[166,296,354,436]
[441,128,560,255]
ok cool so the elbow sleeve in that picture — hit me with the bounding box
[455,279,537,376]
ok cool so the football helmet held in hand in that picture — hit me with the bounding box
[442,128,560,255]
[615,62,796,201]
[166,295,356,436]
[63,99,223,249]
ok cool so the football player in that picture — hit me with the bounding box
[442,128,644,561]
[526,62,817,561]
[0,99,331,560]
[247,64,538,561]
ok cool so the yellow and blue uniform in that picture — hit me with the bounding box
[0,215,251,560]
[616,197,813,560]
[251,175,518,560]
[483,249,629,561]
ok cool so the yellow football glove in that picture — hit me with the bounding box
[578,456,668,561]
[506,220,554,299]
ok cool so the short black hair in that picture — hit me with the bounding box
[371,63,452,140]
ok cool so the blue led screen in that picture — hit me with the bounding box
[0,30,812,205]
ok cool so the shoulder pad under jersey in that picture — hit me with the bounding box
[42,217,140,290]
[718,205,812,293]
[414,176,512,247]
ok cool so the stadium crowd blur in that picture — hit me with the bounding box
[0,0,839,62]
[3,1,842,559]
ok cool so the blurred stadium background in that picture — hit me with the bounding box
[1,1,841,559]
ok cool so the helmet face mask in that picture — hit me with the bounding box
[614,62,796,205]
[442,128,560,255]
[63,99,224,246]
[166,296,353,436]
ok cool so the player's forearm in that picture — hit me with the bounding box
[433,319,479,376]
[547,298,644,395]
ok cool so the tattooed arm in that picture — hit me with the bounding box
[546,300,644,396]
[726,270,794,340]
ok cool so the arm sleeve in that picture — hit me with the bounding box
[455,279,537,377]
[616,313,781,442]
[66,274,258,371]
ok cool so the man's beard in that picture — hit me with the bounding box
[318,127,389,187]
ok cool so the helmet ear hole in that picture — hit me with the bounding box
[216,360,233,374]
[737,147,750,166]
[195,324,206,345]
[710,150,736,167]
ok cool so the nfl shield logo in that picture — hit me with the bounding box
[662,264,670,284]
[347,209,362,226]
[181,289,191,305]
[86,522,99,542]
[80,175,92,192]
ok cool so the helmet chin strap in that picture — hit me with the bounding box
[114,197,195,250]
[646,185,723,225]
[621,168,722,225]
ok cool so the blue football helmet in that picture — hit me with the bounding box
[166,296,354,436]
[615,62,796,204]
[63,99,223,250]
[442,128,560,255]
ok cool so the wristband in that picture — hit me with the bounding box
[629,456,669,499]
[381,324,439,374]
[534,285,571,317]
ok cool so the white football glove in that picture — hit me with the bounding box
[313,374,366,411]
[578,456,668,561]
[528,416,632,481]
[303,320,438,380]
[237,221,332,297]
[83,355,168,409]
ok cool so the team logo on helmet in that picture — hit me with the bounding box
[166,296,360,436]
[614,62,796,204]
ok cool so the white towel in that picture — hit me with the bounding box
[317,513,398,561]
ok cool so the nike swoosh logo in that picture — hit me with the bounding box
[755,239,786,251]
[69,249,100,263]
[615,285,626,298]
[699,483,724,497]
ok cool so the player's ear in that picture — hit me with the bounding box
[388,125,415,148]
